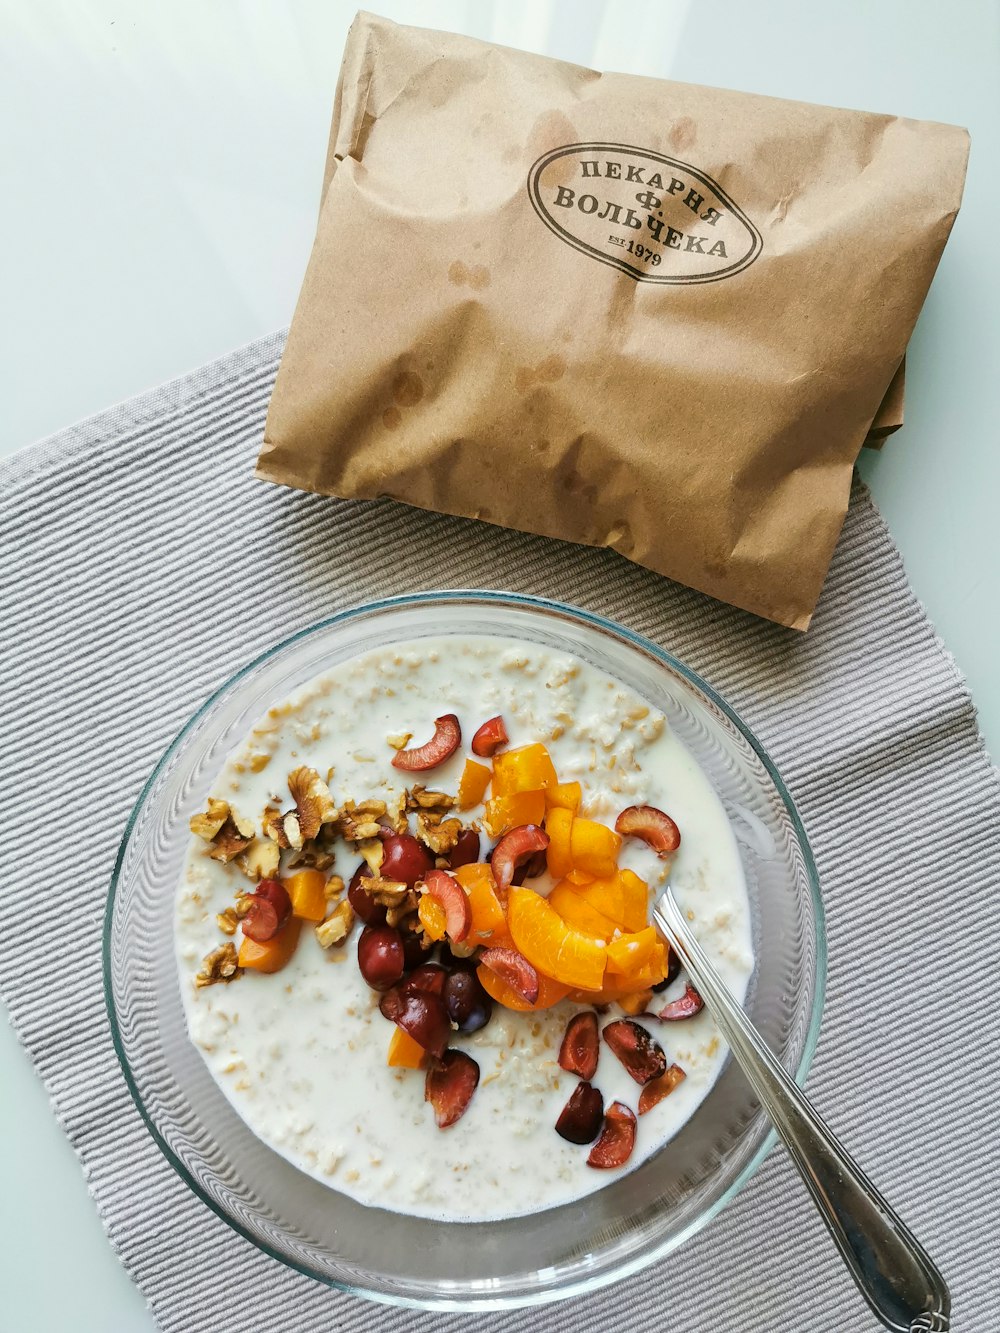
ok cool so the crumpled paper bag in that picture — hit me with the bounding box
[258,11,968,629]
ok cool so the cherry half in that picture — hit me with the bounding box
[558,1011,600,1080]
[555,1082,604,1144]
[614,805,680,857]
[425,1049,480,1128]
[241,879,292,942]
[471,715,508,758]
[587,1101,637,1168]
[491,824,549,894]
[391,715,461,772]
[602,1019,667,1085]
[478,946,540,1003]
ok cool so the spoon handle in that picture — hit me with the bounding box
[653,890,949,1333]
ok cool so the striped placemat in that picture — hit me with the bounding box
[1,330,996,1330]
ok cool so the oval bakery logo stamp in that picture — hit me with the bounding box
[527,142,762,284]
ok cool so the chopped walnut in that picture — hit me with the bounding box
[208,811,256,864]
[190,797,231,841]
[283,811,303,849]
[386,731,413,751]
[236,838,280,882]
[286,843,336,871]
[386,890,419,927]
[262,803,291,849]
[235,894,254,918]
[353,798,389,815]
[338,799,387,842]
[248,752,271,773]
[417,815,463,855]
[324,874,346,901]
[262,767,337,850]
[190,797,255,863]
[349,874,418,927]
[382,791,408,834]
[362,876,410,908]
[358,837,384,875]
[406,786,455,813]
[216,907,239,936]
[315,899,355,949]
[287,766,338,842]
[195,942,241,987]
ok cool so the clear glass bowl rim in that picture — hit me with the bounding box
[103,588,826,1311]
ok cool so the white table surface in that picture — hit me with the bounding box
[2,2,998,1328]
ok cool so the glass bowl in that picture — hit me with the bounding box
[104,591,824,1310]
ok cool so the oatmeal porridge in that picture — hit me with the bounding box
[176,635,753,1220]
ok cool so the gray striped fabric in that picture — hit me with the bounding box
[1,331,997,1332]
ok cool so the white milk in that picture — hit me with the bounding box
[176,635,753,1220]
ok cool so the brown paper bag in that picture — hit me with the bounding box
[258,12,968,629]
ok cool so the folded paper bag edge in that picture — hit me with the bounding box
[863,358,906,447]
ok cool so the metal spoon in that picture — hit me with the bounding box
[653,887,950,1333]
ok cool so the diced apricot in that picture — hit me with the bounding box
[545,781,582,813]
[566,867,594,886]
[455,862,509,944]
[649,940,669,980]
[546,806,574,879]
[283,869,327,923]
[570,818,622,878]
[492,743,558,797]
[571,947,668,1002]
[572,873,627,928]
[548,881,619,941]
[457,758,491,810]
[417,894,448,942]
[570,978,656,1006]
[619,868,650,932]
[477,962,570,1011]
[613,943,667,991]
[606,926,660,976]
[484,789,545,836]
[618,988,654,1016]
[507,887,607,991]
[387,1026,426,1069]
[238,916,302,973]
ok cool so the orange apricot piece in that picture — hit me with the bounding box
[507,886,607,991]
[569,818,622,879]
[546,806,574,880]
[606,926,660,976]
[283,869,327,923]
[238,916,303,973]
[484,789,546,836]
[387,1026,426,1069]
[455,863,509,944]
[618,868,650,932]
[417,895,448,942]
[572,873,627,928]
[548,881,619,940]
[492,743,558,797]
[545,781,582,813]
[457,758,491,810]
